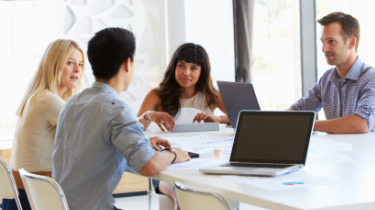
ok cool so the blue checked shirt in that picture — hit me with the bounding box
[291,57,375,132]
[53,82,155,210]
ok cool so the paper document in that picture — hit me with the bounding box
[222,171,337,191]
[167,158,226,170]
[195,147,232,155]
[166,135,234,150]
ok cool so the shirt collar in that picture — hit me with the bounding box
[329,56,363,83]
[344,57,363,81]
[92,81,121,99]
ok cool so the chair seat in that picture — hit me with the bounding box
[174,181,233,210]
[0,156,23,210]
[158,193,239,210]
[19,168,69,210]
[158,194,175,210]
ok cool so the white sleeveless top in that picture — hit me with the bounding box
[175,92,213,124]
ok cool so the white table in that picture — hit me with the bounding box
[146,125,375,210]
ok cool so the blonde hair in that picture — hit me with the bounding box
[16,39,85,117]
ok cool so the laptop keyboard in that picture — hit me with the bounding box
[222,163,293,168]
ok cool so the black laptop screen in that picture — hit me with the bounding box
[230,111,315,164]
[217,81,260,130]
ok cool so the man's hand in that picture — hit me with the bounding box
[173,148,191,163]
[150,136,171,151]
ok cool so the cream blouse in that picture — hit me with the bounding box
[11,90,65,171]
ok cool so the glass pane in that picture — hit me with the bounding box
[252,0,301,110]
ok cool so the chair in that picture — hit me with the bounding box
[147,178,174,210]
[18,168,69,210]
[174,181,233,210]
[0,156,23,210]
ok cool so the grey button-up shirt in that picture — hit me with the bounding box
[53,82,155,210]
[291,57,375,132]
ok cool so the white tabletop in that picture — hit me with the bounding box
[145,125,375,210]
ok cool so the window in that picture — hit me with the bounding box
[0,1,58,140]
[252,0,301,110]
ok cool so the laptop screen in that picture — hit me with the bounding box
[217,81,260,130]
[230,111,315,164]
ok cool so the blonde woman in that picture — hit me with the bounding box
[2,39,85,210]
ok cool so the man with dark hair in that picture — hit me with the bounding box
[289,12,375,134]
[52,27,190,210]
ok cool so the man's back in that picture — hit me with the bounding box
[52,82,155,210]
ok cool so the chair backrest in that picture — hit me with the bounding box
[174,181,232,210]
[0,156,23,210]
[19,168,69,210]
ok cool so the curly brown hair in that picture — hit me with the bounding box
[158,43,217,118]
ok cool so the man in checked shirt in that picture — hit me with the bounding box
[289,12,375,134]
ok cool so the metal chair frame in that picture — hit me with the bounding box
[174,181,232,210]
[19,168,69,210]
[0,156,23,210]
[148,177,156,210]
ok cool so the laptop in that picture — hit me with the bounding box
[199,110,315,176]
[217,81,260,130]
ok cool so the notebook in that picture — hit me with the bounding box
[199,110,315,176]
[217,81,260,130]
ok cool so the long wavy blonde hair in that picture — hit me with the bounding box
[16,39,85,117]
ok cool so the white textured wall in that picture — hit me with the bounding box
[57,0,168,111]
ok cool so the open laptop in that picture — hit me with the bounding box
[199,110,315,176]
[217,81,260,130]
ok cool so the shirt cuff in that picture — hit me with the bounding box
[127,143,156,172]
[355,108,373,133]
[290,102,302,110]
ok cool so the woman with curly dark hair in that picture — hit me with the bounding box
[137,43,228,132]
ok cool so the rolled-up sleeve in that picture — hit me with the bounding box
[109,105,155,172]
[355,78,375,132]
[291,80,323,112]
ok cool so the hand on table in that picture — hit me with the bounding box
[192,113,220,123]
[150,136,172,151]
[173,148,191,163]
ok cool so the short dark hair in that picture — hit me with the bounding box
[317,12,360,51]
[87,27,136,80]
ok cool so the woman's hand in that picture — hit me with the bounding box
[147,111,176,132]
[149,136,172,151]
[192,113,220,123]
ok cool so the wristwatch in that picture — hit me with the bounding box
[143,111,151,122]
[160,147,177,163]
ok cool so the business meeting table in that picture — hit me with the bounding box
[145,124,375,210]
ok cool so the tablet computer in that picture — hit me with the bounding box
[171,123,219,133]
